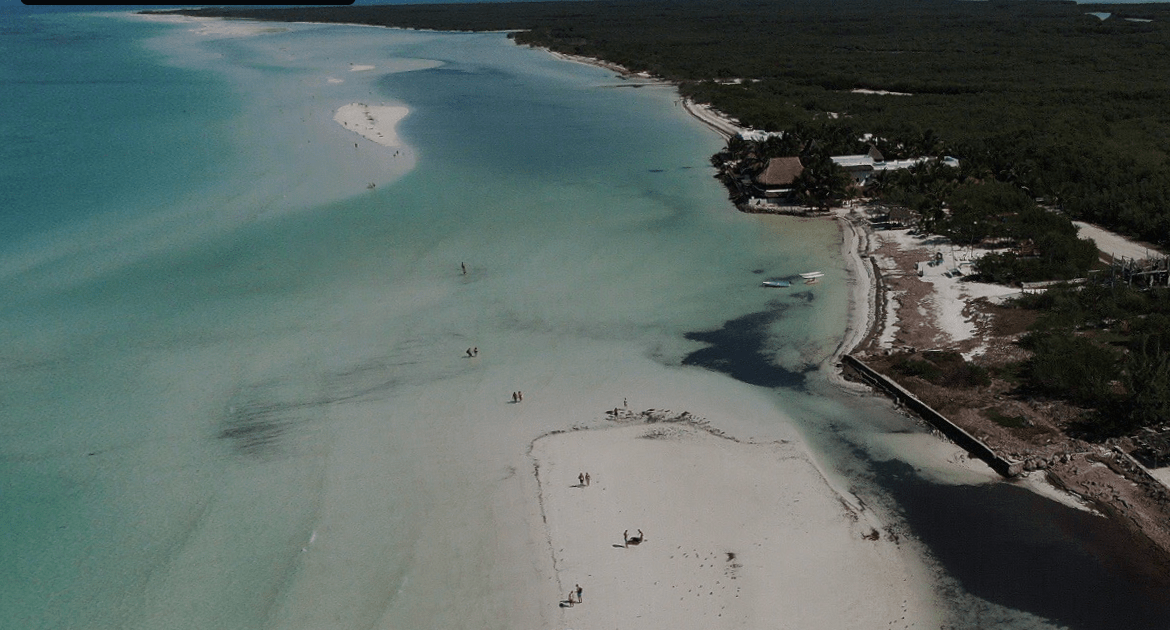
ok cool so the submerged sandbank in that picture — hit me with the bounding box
[532,420,938,629]
[333,102,409,149]
[135,13,289,38]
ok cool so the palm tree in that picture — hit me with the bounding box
[794,150,851,210]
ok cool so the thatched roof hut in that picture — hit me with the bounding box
[755,156,804,187]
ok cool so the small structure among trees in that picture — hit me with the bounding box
[831,146,959,186]
[1099,255,1170,288]
[753,156,804,198]
[714,129,958,212]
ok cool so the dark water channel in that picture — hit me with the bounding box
[683,307,1170,629]
[873,457,1170,630]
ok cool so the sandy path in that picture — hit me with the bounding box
[1074,220,1165,261]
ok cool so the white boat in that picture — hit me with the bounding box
[799,271,824,279]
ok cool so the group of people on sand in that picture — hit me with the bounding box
[561,479,590,608]
[465,347,478,358]
[560,473,648,610]
[511,391,524,402]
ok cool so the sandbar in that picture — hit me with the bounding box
[135,13,288,38]
[532,421,936,629]
[333,102,409,149]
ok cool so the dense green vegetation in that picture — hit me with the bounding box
[931,179,1100,282]
[892,350,992,389]
[1012,283,1170,437]
[162,0,1170,246]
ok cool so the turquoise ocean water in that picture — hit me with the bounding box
[3,9,1169,630]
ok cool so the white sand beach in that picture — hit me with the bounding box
[532,422,937,630]
[681,99,744,139]
[830,207,879,369]
[333,102,409,149]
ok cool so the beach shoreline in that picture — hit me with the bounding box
[614,38,1170,565]
[530,413,939,630]
[827,205,881,380]
[831,205,1170,562]
[30,13,1170,628]
[528,48,882,366]
[312,34,1170,618]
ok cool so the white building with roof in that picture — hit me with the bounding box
[737,130,785,143]
[831,146,959,185]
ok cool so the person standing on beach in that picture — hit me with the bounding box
[461,262,467,275]
[579,472,585,486]
[576,584,583,602]
[585,472,591,486]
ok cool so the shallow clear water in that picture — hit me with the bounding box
[2,10,1168,630]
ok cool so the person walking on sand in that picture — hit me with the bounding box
[578,472,585,486]
[512,392,518,403]
[467,348,474,358]
[518,391,523,401]
[473,347,478,357]
[623,530,629,547]
[566,591,575,606]
[461,262,467,275]
[576,584,583,602]
[585,472,591,486]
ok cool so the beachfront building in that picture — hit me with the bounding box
[832,146,960,185]
[752,156,804,199]
[723,133,961,209]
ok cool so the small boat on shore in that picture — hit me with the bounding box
[799,271,824,280]
[761,280,791,288]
